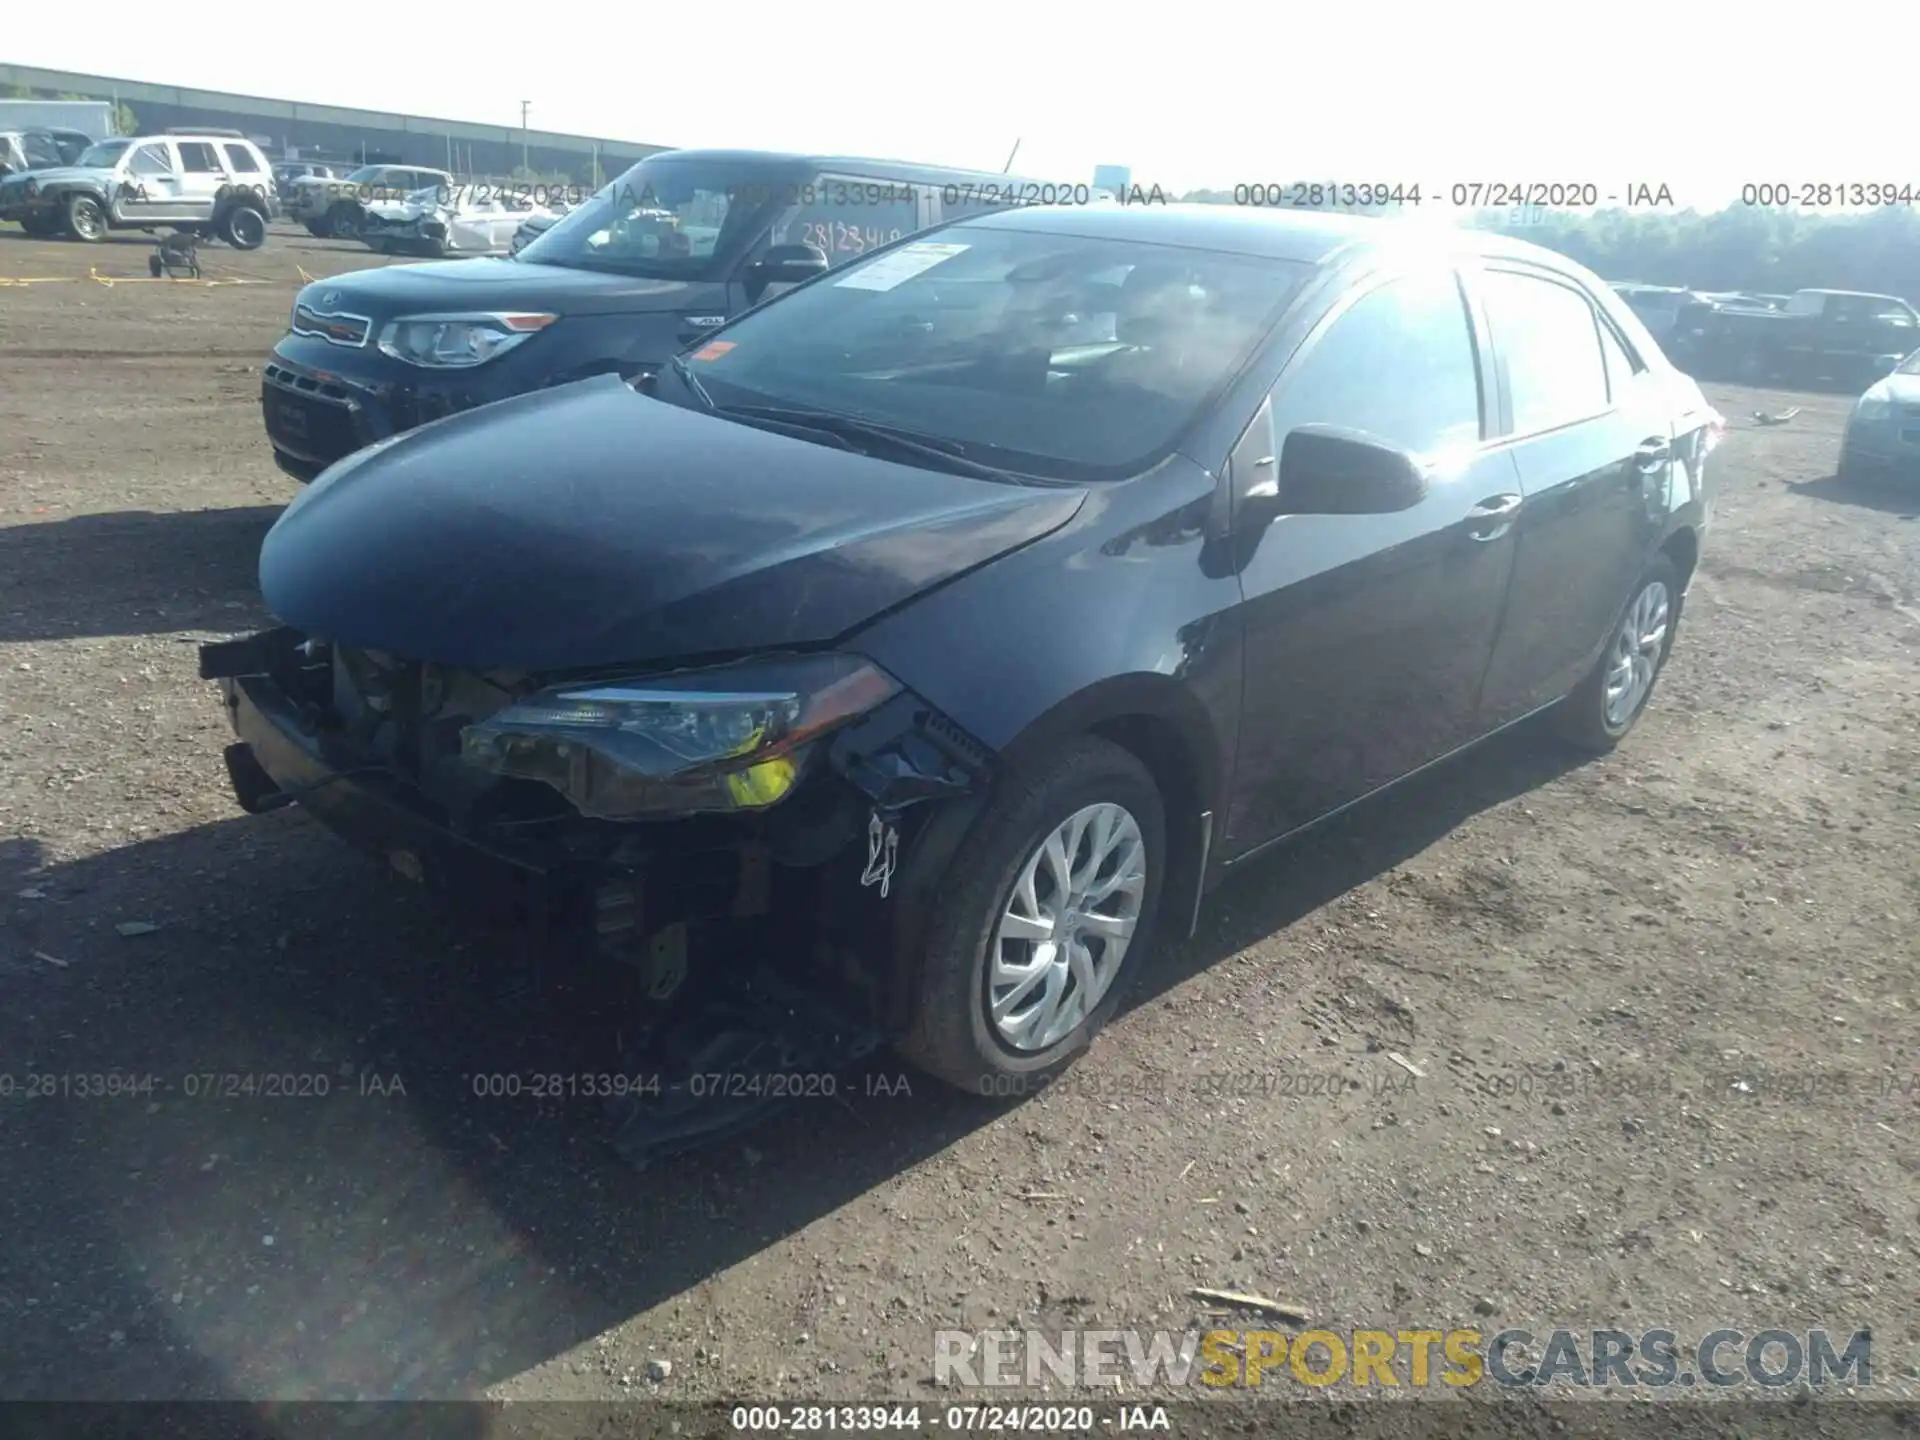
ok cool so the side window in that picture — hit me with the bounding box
[128,143,174,177]
[773,177,923,267]
[1482,271,1611,435]
[177,142,221,174]
[1596,320,1640,401]
[1269,270,1484,457]
[1871,303,1916,328]
[223,144,261,173]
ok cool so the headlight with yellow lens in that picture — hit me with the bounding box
[460,654,900,819]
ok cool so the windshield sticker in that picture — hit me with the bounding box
[691,340,736,362]
[834,242,971,293]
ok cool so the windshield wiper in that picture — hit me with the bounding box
[669,353,714,409]
[714,404,1022,482]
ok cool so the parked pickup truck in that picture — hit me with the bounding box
[1687,288,1920,388]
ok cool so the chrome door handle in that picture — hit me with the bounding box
[1466,492,1522,541]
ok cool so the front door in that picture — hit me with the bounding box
[1225,266,1522,853]
[117,141,188,223]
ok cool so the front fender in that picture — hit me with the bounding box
[851,455,1243,820]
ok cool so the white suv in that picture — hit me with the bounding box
[0,129,276,247]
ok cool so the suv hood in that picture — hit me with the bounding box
[296,257,696,318]
[259,376,1086,673]
[0,165,109,189]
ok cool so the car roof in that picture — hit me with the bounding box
[638,147,1096,187]
[938,201,1599,274]
[135,133,262,145]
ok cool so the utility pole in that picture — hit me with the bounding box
[520,100,531,178]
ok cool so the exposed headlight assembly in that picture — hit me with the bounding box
[376,311,556,368]
[460,653,901,819]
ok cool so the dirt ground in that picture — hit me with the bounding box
[1,222,1915,1424]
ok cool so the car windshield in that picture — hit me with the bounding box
[76,139,131,168]
[516,157,786,280]
[343,166,392,184]
[674,224,1311,482]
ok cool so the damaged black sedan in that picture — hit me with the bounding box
[205,203,1718,1098]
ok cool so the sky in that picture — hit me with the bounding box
[12,0,1913,211]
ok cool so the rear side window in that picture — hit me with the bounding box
[1270,270,1484,456]
[177,142,220,174]
[223,144,261,173]
[1483,271,1611,434]
[1597,321,1640,400]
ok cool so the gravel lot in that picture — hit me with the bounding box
[1,223,1915,1425]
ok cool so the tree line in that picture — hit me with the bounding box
[1172,187,1920,302]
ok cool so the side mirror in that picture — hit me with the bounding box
[1272,425,1430,516]
[752,242,830,286]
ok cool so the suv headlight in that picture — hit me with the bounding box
[460,653,901,819]
[1853,385,1893,422]
[376,312,556,368]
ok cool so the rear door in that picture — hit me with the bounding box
[1472,264,1670,726]
[173,140,228,222]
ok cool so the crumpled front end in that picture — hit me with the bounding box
[360,201,439,250]
[199,626,995,1035]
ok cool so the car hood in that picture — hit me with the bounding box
[1868,372,1920,406]
[259,376,1087,673]
[295,257,697,319]
[1,165,109,189]
[364,199,437,221]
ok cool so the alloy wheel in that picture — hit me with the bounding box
[987,802,1147,1051]
[1603,580,1670,728]
[69,198,104,240]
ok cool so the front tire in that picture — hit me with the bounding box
[1554,554,1681,753]
[64,193,106,242]
[897,736,1165,1092]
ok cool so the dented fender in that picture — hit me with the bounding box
[825,689,998,1033]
